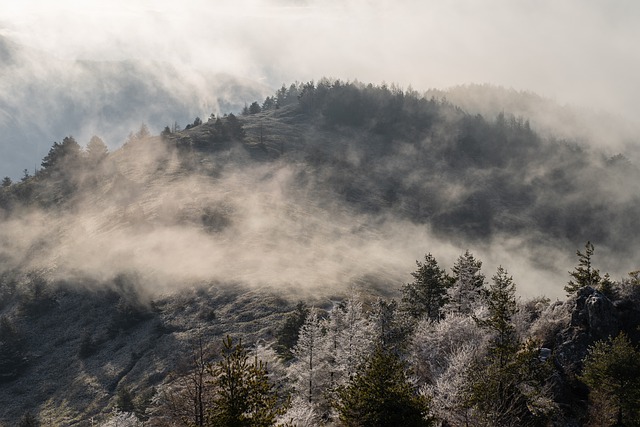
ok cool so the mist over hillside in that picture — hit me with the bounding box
[1,80,639,302]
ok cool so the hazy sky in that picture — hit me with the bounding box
[1,0,639,122]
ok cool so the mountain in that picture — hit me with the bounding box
[0,79,639,424]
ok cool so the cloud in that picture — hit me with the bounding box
[0,135,599,300]
[2,0,639,119]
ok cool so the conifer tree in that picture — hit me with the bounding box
[402,253,449,321]
[581,333,640,426]
[324,297,374,388]
[86,135,109,165]
[565,241,601,295]
[479,266,518,367]
[249,102,262,115]
[370,298,410,354]
[334,345,433,427]
[40,136,82,172]
[468,268,554,426]
[207,336,283,427]
[275,302,309,361]
[444,250,486,315]
[290,311,328,407]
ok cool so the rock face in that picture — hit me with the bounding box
[584,290,619,340]
[554,287,619,373]
[544,286,640,426]
[569,287,618,340]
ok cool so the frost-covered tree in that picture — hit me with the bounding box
[278,396,321,427]
[401,253,449,321]
[99,409,141,427]
[370,298,411,354]
[422,344,476,426]
[411,311,486,385]
[160,338,213,427]
[444,250,486,315]
[289,310,329,407]
[324,297,374,387]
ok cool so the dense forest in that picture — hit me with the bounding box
[0,80,639,425]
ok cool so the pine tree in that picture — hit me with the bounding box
[580,333,640,426]
[334,345,433,427]
[116,386,135,413]
[207,336,283,427]
[479,266,518,367]
[565,241,601,295]
[324,297,374,388]
[290,311,328,407]
[370,298,410,354]
[40,136,82,172]
[275,302,309,361]
[468,268,554,426]
[401,253,449,321]
[249,102,262,114]
[598,272,617,300]
[85,135,109,165]
[225,113,245,140]
[135,123,151,140]
[262,96,275,111]
[444,250,486,315]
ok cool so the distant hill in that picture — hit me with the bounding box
[2,79,640,293]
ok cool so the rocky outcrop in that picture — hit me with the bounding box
[554,287,619,372]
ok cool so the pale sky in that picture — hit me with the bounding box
[1,0,639,121]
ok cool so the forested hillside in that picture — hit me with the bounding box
[0,80,639,425]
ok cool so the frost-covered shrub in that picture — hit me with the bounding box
[529,300,570,347]
[421,344,476,425]
[277,396,321,427]
[411,310,487,383]
[513,296,551,341]
[99,410,141,427]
